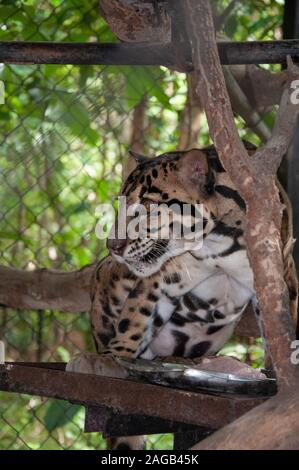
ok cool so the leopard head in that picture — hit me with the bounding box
[107,148,218,277]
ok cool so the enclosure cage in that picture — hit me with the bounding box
[0,0,299,451]
[0,1,186,450]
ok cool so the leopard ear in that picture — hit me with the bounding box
[128,150,149,164]
[177,149,210,196]
[122,150,150,182]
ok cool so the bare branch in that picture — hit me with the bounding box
[218,33,289,112]
[123,97,148,181]
[0,264,259,336]
[229,63,288,111]
[99,0,171,43]
[0,265,94,312]
[214,0,238,31]
[192,388,299,450]
[182,0,299,387]
[223,65,271,142]
[178,72,202,149]
[254,57,299,173]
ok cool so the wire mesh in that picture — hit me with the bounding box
[0,0,189,451]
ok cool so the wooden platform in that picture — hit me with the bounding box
[0,361,266,442]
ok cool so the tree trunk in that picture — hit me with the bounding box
[178,73,202,149]
[122,97,147,181]
[180,0,299,389]
[192,388,299,450]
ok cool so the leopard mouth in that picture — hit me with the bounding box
[120,240,170,276]
[140,240,169,264]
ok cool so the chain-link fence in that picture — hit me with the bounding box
[0,0,193,450]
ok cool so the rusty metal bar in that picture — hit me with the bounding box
[1,40,299,66]
[0,363,265,429]
[85,405,209,436]
[0,42,176,67]
[174,428,214,450]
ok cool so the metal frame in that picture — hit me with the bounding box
[1,39,299,66]
[0,362,265,439]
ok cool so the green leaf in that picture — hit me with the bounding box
[48,92,99,145]
[120,66,170,110]
[44,400,81,431]
[0,231,34,246]
[224,15,238,37]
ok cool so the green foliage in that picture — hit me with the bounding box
[219,337,265,369]
[0,0,282,450]
[44,401,81,432]
[224,0,284,40]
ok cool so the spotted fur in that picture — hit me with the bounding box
[90,142,298,450]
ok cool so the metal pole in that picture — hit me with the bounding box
[2,40,299,66]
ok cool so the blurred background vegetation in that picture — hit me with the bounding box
[0,0,285,450]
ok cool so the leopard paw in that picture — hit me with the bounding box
[66,352,129,379]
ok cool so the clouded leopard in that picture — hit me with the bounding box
[68,141,298,450]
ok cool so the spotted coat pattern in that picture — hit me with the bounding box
[90,143,298,450]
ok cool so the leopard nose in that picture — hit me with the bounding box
[107,238,127,256]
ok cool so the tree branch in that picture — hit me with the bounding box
[0,264,259,336]
[254,57,299,172]
[178,72,202,149]
[183,0,299,388]
[214,0,238,31]
[223,65,271,142]
[100,0,171,43]
[0,265,94,312]
[123,97,148,181]
[192,388,299,450]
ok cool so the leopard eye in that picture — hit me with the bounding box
[142,198,158,208]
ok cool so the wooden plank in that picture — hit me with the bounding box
[0,363,265,429]
[85,406,206,436]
